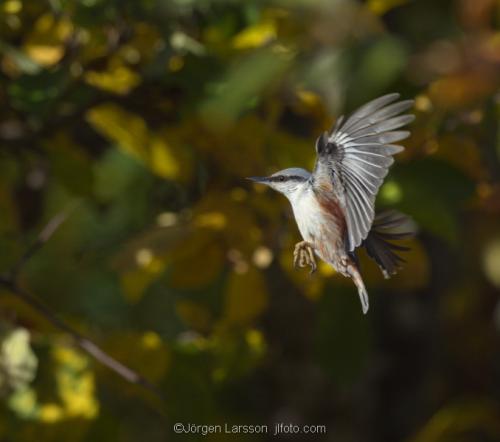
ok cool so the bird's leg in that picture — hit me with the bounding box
[293,241,317,274]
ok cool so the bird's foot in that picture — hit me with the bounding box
[293,241,317,274]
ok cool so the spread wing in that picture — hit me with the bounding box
[312,93,414,251]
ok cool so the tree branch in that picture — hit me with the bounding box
[9,210,69,280]
[0,209,166,406]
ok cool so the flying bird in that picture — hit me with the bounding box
[249,93,416,314]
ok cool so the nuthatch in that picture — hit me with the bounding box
[249,93,415,314]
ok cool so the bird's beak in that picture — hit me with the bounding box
[247,176,270,184]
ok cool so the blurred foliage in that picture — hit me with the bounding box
[0,0,500,441]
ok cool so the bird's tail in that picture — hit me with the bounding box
[346,261,370,314]
[363,210,416,279]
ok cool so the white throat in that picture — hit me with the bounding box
[286,180,311,206]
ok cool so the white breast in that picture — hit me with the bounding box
[289,183,322,243]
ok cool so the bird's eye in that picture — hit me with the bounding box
[278,176,285,182]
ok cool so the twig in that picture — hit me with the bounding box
[9,210,69,280]
[0,209,166,406]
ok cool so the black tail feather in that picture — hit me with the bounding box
[363,210,416,279]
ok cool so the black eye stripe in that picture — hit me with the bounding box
[270,175,304,182]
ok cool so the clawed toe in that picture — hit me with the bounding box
[308,255,317,274]
[293,241,317,274]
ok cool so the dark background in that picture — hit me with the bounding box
[1,0,500,441]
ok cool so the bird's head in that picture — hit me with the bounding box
[248,167,310,199]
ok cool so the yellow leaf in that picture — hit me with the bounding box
[87,104,148,159]
[52,346,99,420]
[58,371,98,419]
[24,46,64,67]
[149,135,180,179]
[52,346,88,372]
[22,14,72,67]
[233,20,277,49]
[85,59,141,95]
[3,0,22,14]
[38,403,64,423]
[86,104,180,179]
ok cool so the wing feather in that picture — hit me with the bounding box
[341,102,414,135]
[312,93,414,251]
[340,93,401,133]
[344,130,411,145]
